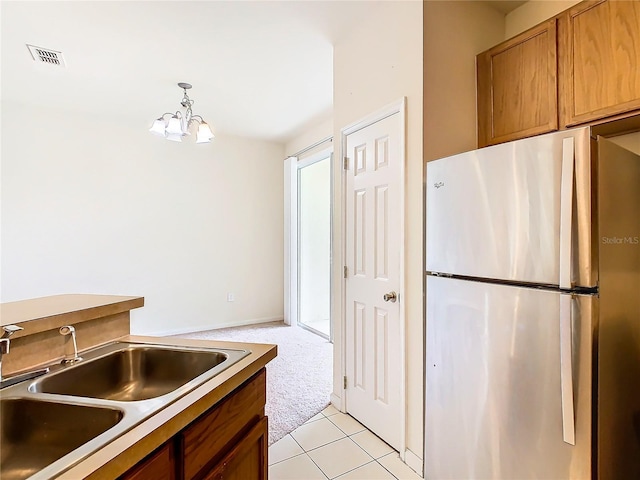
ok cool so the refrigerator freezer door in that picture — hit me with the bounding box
[424,276,593,479]
[426,127,595,287]
[597,137,640,479]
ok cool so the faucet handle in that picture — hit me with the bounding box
[59,325,76,335]
[1,325,23,339]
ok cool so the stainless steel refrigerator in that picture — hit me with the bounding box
[424,126,640,479]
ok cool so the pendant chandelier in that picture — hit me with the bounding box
[149,83,214,143]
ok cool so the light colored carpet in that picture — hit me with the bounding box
[175,321,333,445]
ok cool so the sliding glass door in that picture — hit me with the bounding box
[297,154,331,339]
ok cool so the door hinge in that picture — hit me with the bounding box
[343,266,348,278]
[343,376,347,389]
[343,156,349,170]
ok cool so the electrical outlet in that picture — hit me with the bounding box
[227,293,234,302]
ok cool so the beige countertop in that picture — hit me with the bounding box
[0,294,144,336]
[59,334,277,479]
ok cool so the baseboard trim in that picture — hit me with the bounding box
[134,316,284,337]
[330,393,343,412]
[403,448,424,478]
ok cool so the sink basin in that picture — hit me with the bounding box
[1,341,250,479]
[31,345,230,401]
[0,398,123,480]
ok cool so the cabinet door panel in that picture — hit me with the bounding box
[477,19,558,147]
[181,369,266,480]
[560,0,640,126]
[202,417,268,480]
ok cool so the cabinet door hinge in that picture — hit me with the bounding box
[343,157,349,170]
[343,376,347,389]
[343,266,348,278]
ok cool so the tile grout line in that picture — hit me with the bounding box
[306,433,378,479]
[268,448,306,467]
[289,412,351,455]
[305,451,330,480]
[334,423,402,480]
[345,435,397,479]
[268,430,309,468]
[374,456,401,480]
[325,414,367,437]
[297,434,348,454]
[324,435,378,479]
[296,416,332,480]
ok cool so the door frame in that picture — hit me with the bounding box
[339,97,407,458]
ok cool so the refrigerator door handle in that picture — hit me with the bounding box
[560,293,575,445]
[559,137,575,290]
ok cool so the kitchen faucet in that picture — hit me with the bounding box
[0,325,51,389]
[0,325,24,384]
[60,325,83,364]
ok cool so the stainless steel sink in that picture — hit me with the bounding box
[0,397,123,480]
[31,345,230,401]
[1,340,251,479]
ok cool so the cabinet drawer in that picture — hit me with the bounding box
[119,442,176,480]
[181,369,266,480]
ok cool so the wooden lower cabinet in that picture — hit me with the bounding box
[121,369,267,480]
[120,442,177,480]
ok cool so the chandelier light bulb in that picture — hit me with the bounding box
[196,122,215,144]
[149,117,168,137]
[166,114,183,136]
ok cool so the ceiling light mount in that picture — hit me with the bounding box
[149,83,214,144]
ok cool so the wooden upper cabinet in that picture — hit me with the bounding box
[559,0,640,127]
[477,19,558,147]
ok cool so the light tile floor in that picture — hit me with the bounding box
[269,406,422,480]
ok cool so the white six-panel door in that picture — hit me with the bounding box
[344,111,402,450]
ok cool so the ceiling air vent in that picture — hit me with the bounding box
[26,44,66,67]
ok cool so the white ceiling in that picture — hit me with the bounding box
[1,1,525,144]
[1,1,386,143]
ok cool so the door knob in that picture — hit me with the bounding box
[383,291,397,303]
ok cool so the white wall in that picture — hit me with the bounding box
[1,101,285,335]
[333,0,423,470]
[609,132,640,155]
[285,117,333,157]
[424,1,505,161]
